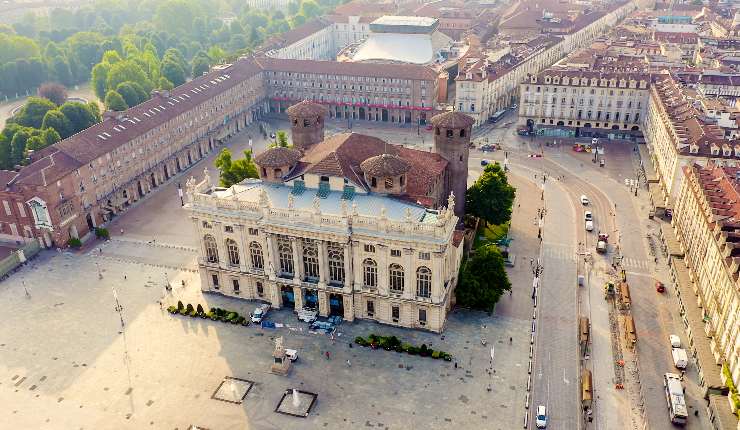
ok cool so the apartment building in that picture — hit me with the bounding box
[262,19,336,61]
[672,161,740,428]
[517,68,650,138]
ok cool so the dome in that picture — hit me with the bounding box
[360,153,411,177]
[286,100,328,118]
[430,111,475,128]
[254,147,302,167]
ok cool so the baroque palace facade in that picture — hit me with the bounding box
[0,56,441,248]
[185,102,471,332]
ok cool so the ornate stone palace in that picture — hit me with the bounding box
[185,101,472,332]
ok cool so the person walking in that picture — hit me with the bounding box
[346,359,351,367]
[325,351,331,360]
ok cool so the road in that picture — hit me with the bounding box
[473,115,711,429]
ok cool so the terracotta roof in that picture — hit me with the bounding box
[286,100,328,118]
[11,148,83,187]
[253,147,302,167]
[332,0,397,17]
[255,56,439,81]
[287,132,447,201]
[0,170,18,187]
[360,153,411,176]
[430,111,475,128]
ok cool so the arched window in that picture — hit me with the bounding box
[416,266,432,298]
[363,258,377,287]
[249,242,264,270]
[328,244,344,285]
[226,238,240,266]
[204,234,218,263]
[303,240,319,281]
[278,236,294,276]
[389,264,404,293]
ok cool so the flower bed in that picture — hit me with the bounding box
[167,301,249,326]
[354,334,452,361]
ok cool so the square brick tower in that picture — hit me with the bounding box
[430,111,475,218]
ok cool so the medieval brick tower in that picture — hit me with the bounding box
[286,100,328,151]
[430,111,474,218]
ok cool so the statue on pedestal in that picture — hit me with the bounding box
[270,336,292,376]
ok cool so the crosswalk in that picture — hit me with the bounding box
[540,243,652,270]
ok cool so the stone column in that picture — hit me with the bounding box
[291,238,300,282]
[402,248,414,300]
[318,291,329,317]
[295,239,304,282]
[317,240,327,287]
[351,241,362,290]
[237,225,249,273]
[212,221,226,270]
[293,286,303,310]
[378,245,388,295]
[343,293,354,321]
[342,244,352,290]
[431,252,444,303]
[264,233,277,280]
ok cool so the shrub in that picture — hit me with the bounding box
[388,336,401,349]
[442,353,452,362]
[394,345,403,353]
[179,308,189,315]
[67,237,82,248]
[401,343,413,352]
[226,312,238,321]
[354,336,366,346]
[407,346,418,355]
[368,334,379,344]
[431,351,440,359]
[167,305,177,313]
[210,314,218,321]
[189,310,198,317]
[185,303,194,313]
[196,304,204,315]
[94,227,110,239]
[235,316,246,325]
[177,301,184,311]
[420,344,429,356]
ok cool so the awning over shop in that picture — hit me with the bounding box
[671,260,725,392]
[708,394,738,430]
[661,224,684,258]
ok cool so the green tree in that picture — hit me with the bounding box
[13,97,57,129]
[160,59,186,87]
[207,45,226,64]
[157,76,174,90]
[0,33,40,63]
[276,130,288,147]
[25,134,46,151]
[9,128,31,165]
[41,109,72,138]
[154,0,198,37]
[59,101,99,133]
[48,56,73,86]
[298,0,321,19]
[42,128,61,146]
[191,53,210,77]
[91,62,111,100]
[87,101,101,122]
[214,148,258,187]
[466,162,516,226]
[0,135,10,169]
[104,90,128,111]
[455,245,511,311]
[101,50,122,64]
[106,60,153,94]
[115,81,144,107]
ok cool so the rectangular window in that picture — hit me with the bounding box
[392,306,400,322]
[232,279,240,293]
[16,202,26,217]
[364,244,375,253]
[256,281,264,296]
[391,249,401,257]
[366,300,374,316]
[2,200,10,216]
[418,252,430,260]
[211,274,219,288]
[224,225,234,233]
[419,309,427,325]
[249,228,258,235]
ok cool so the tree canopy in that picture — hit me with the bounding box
[466,163,516,226]
[455,245,511,311]
[214,148,259,187]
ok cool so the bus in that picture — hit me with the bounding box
[664,373,688,425]
[489,110,507,123]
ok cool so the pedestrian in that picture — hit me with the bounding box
[694,410,698,417]
[346,359,351,367]
[509,289,513,297]
[120,228,124,235]
[454,362,458,369]
[325,351,330,360]
[159,300,163,310]
[509,337,513,344]
[124,274,127,280]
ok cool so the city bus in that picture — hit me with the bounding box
[664,373,688,425]
[489,110,507,123]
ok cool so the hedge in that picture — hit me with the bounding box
[167,303,250,326]
[354,334,452,361]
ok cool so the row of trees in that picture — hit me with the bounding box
[0,90,101,170]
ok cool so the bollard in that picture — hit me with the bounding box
[523,413,529,429]
[532,309,537,320]
[534,295,538,308]
[528,359,532,374]
[525,392,530,409]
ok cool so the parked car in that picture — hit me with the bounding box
[480,144,496,152]
[584,211,593,221]
[481,159,491,166]
[669,334,681,348]
[672,347,688,369]
[511,103,518,110]
[250,304,270,323]
[580,195,589,205]
[585,219,594,231]
[297,308,318,323]
[536,405,548,428]
[285,348,299,362]
[656,281,666,293]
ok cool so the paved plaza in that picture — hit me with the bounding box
[0,121,534,430]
